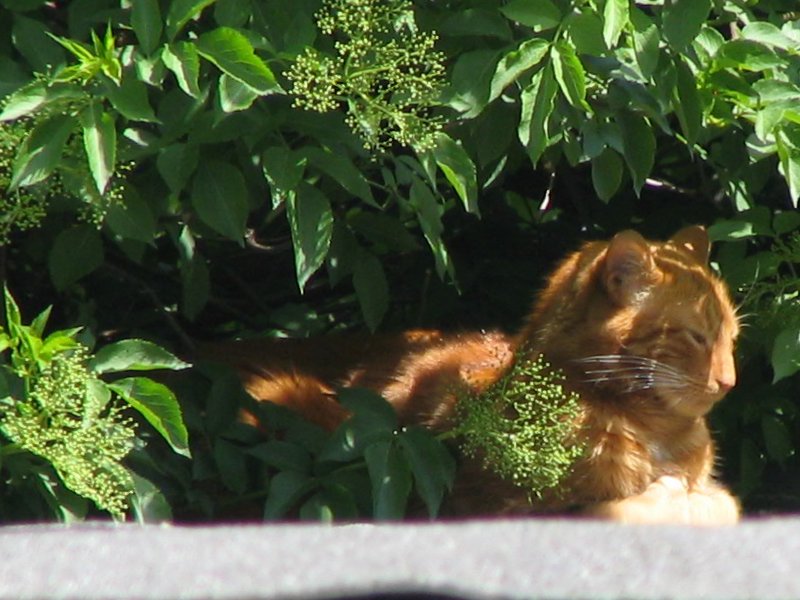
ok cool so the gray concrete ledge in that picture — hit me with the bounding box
[1,517,799,599]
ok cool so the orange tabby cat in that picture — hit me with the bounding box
[212,225,740,524]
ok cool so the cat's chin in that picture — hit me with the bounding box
[658,392,720,419]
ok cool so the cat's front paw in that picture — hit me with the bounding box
[583,476,691,524]
[582,476,740,525]
[687,484,740,525]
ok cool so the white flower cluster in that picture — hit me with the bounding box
[0,347,136,518]
[287,0,445,152]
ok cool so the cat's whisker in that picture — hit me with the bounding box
[574,353,708,393]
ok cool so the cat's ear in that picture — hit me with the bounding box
[603,230,656,306]
[670,225,710,264]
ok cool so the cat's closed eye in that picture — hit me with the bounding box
[686,329,709,348]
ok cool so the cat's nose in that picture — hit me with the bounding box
[716,376,735,394]
[712,351,736,395]
[714,368,736,394]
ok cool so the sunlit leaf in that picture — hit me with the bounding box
[602,0,629,48]
[195,26,280,94]
[110,376,191,458]
[489,38,549,102]
[131,0,163,55]
[519,65,557,165]
[90,339,189,374]
[499,0,561,31]
[80,101,116,194]
[771,325,800,383]
[165,0,217,39]
[286,185,334,291]
[10,114,74,189]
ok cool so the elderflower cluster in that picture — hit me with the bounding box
[0,120,49,242]
[0,79,126,234]
[0,347,136,517]
[287,0,445,152]
[453,353,585,500]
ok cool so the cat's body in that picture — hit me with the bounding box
[212,226,740,524]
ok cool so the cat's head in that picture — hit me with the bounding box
[543,226,739,418]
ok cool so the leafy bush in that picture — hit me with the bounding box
[0,287,189,521]
[0,0,798,519]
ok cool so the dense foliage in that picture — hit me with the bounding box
[0,0,798,520]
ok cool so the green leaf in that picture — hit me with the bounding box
[130,472,173,524]
[707,220,756,242]
[519,65,557,166]
[365,440,412,520]
[213,438,248,493]
[39,330,80,361]
[771,325,800,383]
[299,486,359,522]
[773,211,800,235]
[0,56,29,100]
[90,339,189,374]
[165,0,218,39]
[672,56,702,146]
[429,133,479,215]
[11,13,64,72]
[440,9,513,39]
[3,286,22,332]
[10,114,75,189]
[105,187,158,245]
[444,49,501,118]
[286,185,334,292]
[742,22,795,50]
[180,252,210,320]
[131,0,163,55]
[761,414,795,462]
[262,146,305,205]
[105,75,158,123]
[551,42,590,112]
[214,0,252,27]
[162,42,202,98]
[29,305,52,338]
[337,388,399,432]
[630,7,659,79]
[109,376,191,458]
[248,441,312,473]
[617,111,654,195]
[409,177,452,280]
[353,252,389,332]
[0,82,47,121]
[777,131,800,207]
[316,389,397,464]
[567,11,606,56]
[591,148,623,202]
[48,225,104,290]
[191,159,249,241]
[80,101,116,194]
[715,39,784,72]
[499,0,561,31]
[195,27,280,94]
[602,0,629,48]
[348,212,419,253]
[489,38,549,103]
[263,471,315,519]
[303,147,376,206]
[753,80,800,104]
[219,73,259,112]
[398,426,456,518]
[157,142,199,194]
[0,0,48,9]
[662,0,710,51]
